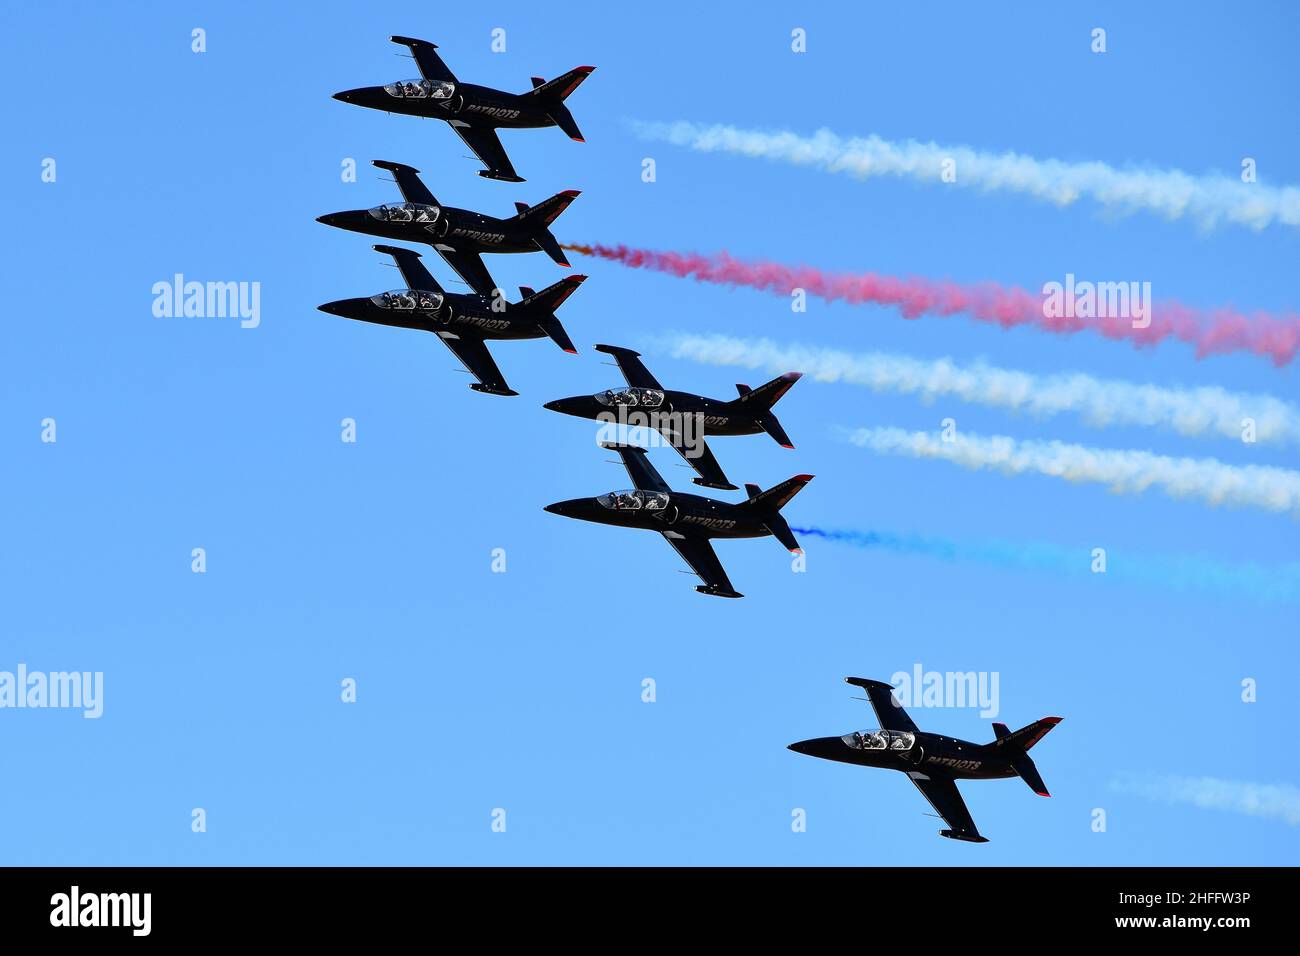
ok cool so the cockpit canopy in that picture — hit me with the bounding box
[596,489,670,511]
[370,289,444,311]
[594,387,666,408]
[841,729,916,752]
[367,202,440,224]
[384,79,455,99]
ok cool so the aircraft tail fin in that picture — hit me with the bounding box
[729,372,801,449]
[742,475,813,516]
[526,66,594,141]
[518,275,584,354]
[515,190,580,230]
[988,717,1061,796]
[995,716,1062,753]
[730,371,801,411]
[514,190,580,266]
[528,66,595,103]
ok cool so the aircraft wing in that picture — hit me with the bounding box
[372,160,438,206]
[434,331,516,396]
[662,432,736,491]
[373,245,443,294]
[432,244,499,298]
[449,123,523,183]
[599,442,671,493]
[845,677,919,733]
[593,344,663,389]
[390,36,457,83]
[662,531,741,598]
[907,772,988,843]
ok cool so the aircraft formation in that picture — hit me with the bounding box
[318,36,1059,843]
[319,35,809,601]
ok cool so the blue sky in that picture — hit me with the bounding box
[2,1,1297,864]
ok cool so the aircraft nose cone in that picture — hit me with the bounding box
[332,89,356,103]
[543,396,586,417]
[544,499,583,518]
[788,736,841,758]
[317,301,344,317]
[316,213,339,227]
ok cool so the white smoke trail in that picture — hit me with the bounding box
[664,333,1300,446]
[632,120,1300,232]
[845,427,1300,516]
[1111,773,1300,826]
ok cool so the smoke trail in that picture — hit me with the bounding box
[845,427,1300,517]
[665,332,1300,446]
[793,525,1300,603]
[563,243,1300,366]
[1110,773,1300,826]
[631,120,1300,233]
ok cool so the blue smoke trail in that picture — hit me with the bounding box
[792,526,1300,604]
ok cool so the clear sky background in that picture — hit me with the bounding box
[2,1,1297,865]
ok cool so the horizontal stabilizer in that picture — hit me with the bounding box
[940,830,990,844]
[1009,754,1051,798]
[764,515,801,554]
[539,316,578,355]
[549,104,585,142]
[759,413,795,450]
[536,230,571,268]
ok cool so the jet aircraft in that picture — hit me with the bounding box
[317,244,582,396]
[333,36,594,182]
[544,345,801,490]
[544,442,812,598]
[789,678,1062,843]
[316,160,579,298]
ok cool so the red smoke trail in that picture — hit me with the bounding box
[562,243,1300,366]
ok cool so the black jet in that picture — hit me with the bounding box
[544,442,811,598]
[789,678,1062,843]
[317,244,581,397]
[316,160,579,298]
[544,345,801,491]
[333,36,593,183]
